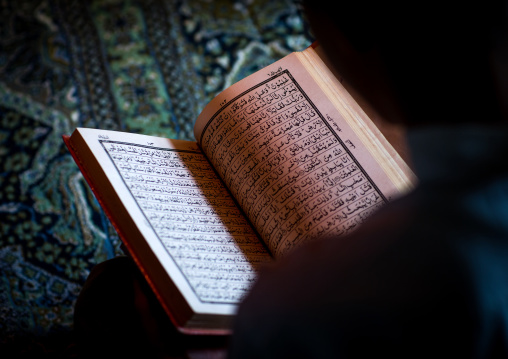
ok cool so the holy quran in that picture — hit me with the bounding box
[64,44,415,335]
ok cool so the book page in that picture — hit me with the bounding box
[194,52,414,258]
[71,129,270,316]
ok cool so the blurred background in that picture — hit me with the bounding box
[0,0,313,355]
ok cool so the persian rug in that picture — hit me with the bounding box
[0,0,313,355]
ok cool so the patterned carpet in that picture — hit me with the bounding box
[0,0,313,355]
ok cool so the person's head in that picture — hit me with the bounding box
[303,1,508,127]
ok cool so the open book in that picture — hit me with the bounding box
[64,43,416,335]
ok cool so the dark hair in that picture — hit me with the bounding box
[303,0,508,126]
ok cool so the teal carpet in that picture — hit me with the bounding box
[0,0,313,354]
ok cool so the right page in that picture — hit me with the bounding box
[194,46,416,258]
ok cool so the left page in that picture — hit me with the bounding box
[66,128,271,332]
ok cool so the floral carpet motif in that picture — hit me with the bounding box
[0,0,313,353]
